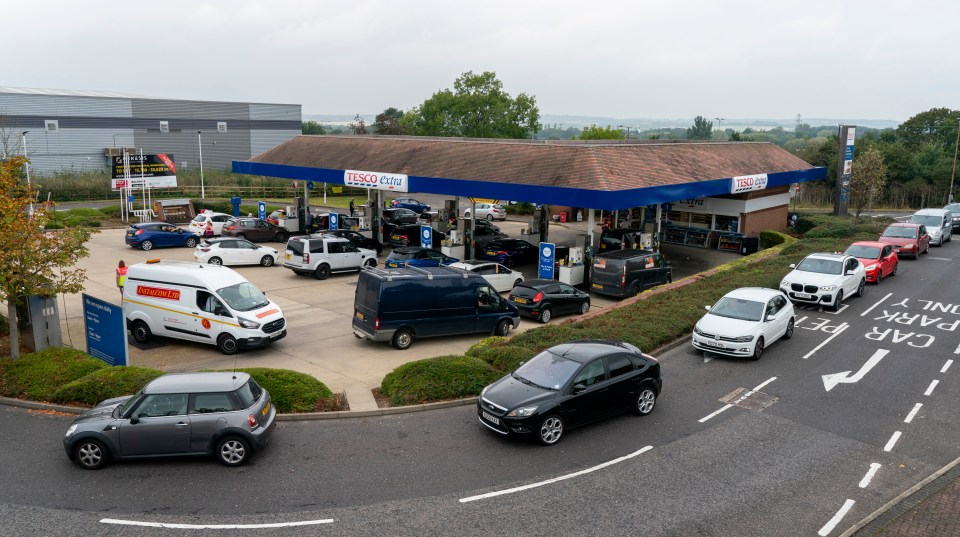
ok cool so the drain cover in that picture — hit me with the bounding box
[720,387,779,411]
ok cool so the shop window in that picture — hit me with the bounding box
[715,215,740,232]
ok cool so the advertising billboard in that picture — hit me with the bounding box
[112,153,178,190]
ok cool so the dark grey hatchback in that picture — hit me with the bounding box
[63,372,276,469]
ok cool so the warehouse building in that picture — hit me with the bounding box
[0,86,301,175]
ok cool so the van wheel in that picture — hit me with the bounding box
[539,308,552,324]
[364,258,377,269]
[186,237,198,248]
[131,320,152,344]
[629,282,641,296]
[208,257,223,266]
[494,319,511,336]
[315,264,331,280]
[392,328,414,350]
[141,240,153,251]
[260,256,275,267]
[276,232,288,243]
[217,334,239,355]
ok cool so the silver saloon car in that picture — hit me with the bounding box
[63,372,276,470]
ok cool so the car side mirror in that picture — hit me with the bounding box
[572,384,587,394]
[845,270,855,276]
[789,263,797,269]
[130,415,140,424]
[765,314,776,322]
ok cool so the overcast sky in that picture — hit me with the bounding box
[7,1,957,122]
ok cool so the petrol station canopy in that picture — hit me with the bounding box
[233,136,826,210]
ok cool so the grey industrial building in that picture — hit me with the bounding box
[0,87,301,175]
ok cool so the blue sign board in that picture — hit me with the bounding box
[257,201,266,220]
[538,242,556,279]
[307,181,315,190]
[420,225,433,249]
[83,293,128,366]
[329,213,339,231]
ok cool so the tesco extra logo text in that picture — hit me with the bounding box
[344,170,409,192]
[730,173,769,194]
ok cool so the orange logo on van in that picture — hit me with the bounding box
[136,285,181,301]
[201,319,211,329]
[256,308,279,319]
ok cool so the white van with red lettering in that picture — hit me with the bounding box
[122,259,286,355]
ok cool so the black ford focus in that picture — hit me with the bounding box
[477,340,661,445]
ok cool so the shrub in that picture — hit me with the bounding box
[52,366,164,406]
[0,348,106,401]
[380,356,502,406]
[507,202,536,216]
[220,368,333,413]
[98,205,123,218]
[806,222,854,238]
[759,230,793,248]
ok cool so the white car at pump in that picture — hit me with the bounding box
[692,287,795,361]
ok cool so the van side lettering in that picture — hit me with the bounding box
[136,285,181,301]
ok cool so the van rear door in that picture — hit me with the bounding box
[353,271,381,335]
[591,256,624,292]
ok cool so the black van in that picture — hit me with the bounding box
[590,248,672,298]
[352,266,521,350]
[598,228,646,252]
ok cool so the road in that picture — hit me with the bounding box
[1,238,957,536]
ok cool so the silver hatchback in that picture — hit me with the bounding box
[63,372,276,470]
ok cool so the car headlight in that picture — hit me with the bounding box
[820,285,836,291]
[507,406,538,417]
[865,264,877,271]
[237,317,261,329]
[902,244,915,249]
[65,424,77,437]
[733,335,755,342]
[779,280,789,288]
[693,325,705,336]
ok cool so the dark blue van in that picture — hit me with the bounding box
[352,266,521,350]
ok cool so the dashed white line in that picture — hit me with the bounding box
[924,380,939,396]
[904,403,923,423]
[818,499,855,536]
[803,324,849,359]
[860,292,892,317]
[697,377,777,423]
[459,446,653,503]
[943,359,954,372]
[100,519,334,529]
[859,463,882,488]
[794,315,808,326]
[884,431,902,452]
[698,404,733,423]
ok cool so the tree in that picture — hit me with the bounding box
[686,116,713,140]
[405,71,541,139]
[896,108,960,150]
[301,121,326,135]
[849,148,888,218]
[349,114,368,135]
[373,107,406,135]
[0,156,94,359]
[0,113,24,162]
[578,125,624,140]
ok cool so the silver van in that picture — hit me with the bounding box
[911,208,953,246]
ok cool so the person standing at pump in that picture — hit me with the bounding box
[349,198,356,216]
[116,260,127,299]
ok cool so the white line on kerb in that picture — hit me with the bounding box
[904,403,923,423]
[860,292,892,317]
[818,499,855,536]
[859,463,881,488]
[884,431,902,452]
[925,380,939,396]
[803,324,849,359]
[697,377,777,423]
[943,359,954,373]
[459,445,653,503]
[100,519,334,529]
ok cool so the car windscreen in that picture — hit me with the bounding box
[513,350,581,391]
[510,285,540,298]
[119,390,145,416]
[911,215,942,227]
[796,258,843,275]
[709,297,765,322]
[234,379,263,408]
[217,282,270,312]
[387,250,417,260]
[286,240,305,256]
[882,226,917,238]
[844,245,881,259]
[191,215,207,223]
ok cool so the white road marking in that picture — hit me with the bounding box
[904,403,923,423]
[884,431,902,452]
[860,292,892,317]
[803,324,849,359]
[821,349,889,391]
[100,519,334,529]
[795,315,808,326]
[944,359,955,372]
[697,377,777,423]
[818,499,856,536]
[954,344,960,355]
[925,380,939,396]
[459,446,653,503]
[859,463,882,488]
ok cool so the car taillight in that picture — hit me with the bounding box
[200,248,211,252]
[497,250,507,255]
[401,235,409,240]
[247,414,258,427]
[135,229,143,235]
[533,291,543,303]
[226,225,235,230]
[622,266,627,286]
[303,253,309,263]
[375,317,380,330]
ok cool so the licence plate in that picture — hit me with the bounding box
[482,411,500,425]
[285,253,291,260]
[485,251,495,256]
[262,402,270,416]
[794,292,812,299]
[703,340,725,348]
[513,297,528,304]
[592,283,603,289]
[356,311,364,320]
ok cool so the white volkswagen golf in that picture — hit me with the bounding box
[692,287,795,360]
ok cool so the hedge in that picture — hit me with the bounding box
[0,348,106,401]
[52,366,164,406]
[380,355,502,406]
[214,368,334,413]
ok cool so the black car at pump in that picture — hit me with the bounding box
[477,340,661,446]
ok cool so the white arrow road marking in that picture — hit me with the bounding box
[822,349,889,391]
[818,499,855,536]
[859,463,881,488]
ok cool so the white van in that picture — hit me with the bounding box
[910,208,953,246]
[123,260,286,354]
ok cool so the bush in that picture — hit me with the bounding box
[759,230,793,248]
[508,202,536,216]
[52,366,164,406]
[219,368,333,413]
[380,356,502,406]
[806,222,854,238]
[98,205,123,218]
[0,348,106,401]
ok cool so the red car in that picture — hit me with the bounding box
[844,241,898,282]
[877,223,930,259]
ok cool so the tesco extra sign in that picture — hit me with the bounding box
[344,169,409,193]
[730,173,769,194]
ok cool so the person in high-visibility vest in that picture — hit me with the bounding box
[116,260,127,298]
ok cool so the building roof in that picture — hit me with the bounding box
[0,86,299,106]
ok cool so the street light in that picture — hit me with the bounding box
[21,131,33,216]
[714,117,725,135]
[197,130,205,200]
[950,118,959,204]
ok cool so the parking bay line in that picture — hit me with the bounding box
[860,292,892,317]
[944,359,954,372]
[884,431,902,452]
[100,519,334,529]
[459,445,653,503]
[697,377,777,423]
[818,499,855,536]
[904,403,923,423]
[802,323,849,359]
[924,380,939,396]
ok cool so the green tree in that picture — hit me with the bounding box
[0,156,93,359]
[301,121,326,135]
[373,107,406,135]
[686,116,713,140]
[896,108,960,150]
[349,114,368,135]
[849,148,888,218]
[578,125,624,140]
[405,71,541,139]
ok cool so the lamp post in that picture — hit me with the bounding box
[21,131,33,216]
[950,118,959,204]
[714,117,725,138]
[197,130,205,200]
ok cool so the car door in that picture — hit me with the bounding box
[561,358,610,427]
[194,290,225,342]
[556,283,582,314]
[918,225,930,251]
[188,392,238,452]
[604,353,639,413]
[252,220,272,241]
[475,285,505,332]
[764,295,790,343]
[214,239,239,264]
[160,224,182,247]
[236,239,260,265]
[844,258,861,296]
[339,241,363,269]
[212,214,230,235]
[880,245,895,275]
[117,393,191,456]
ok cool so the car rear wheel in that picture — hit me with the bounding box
[751,337,764,361]
[578,301,590,315]
[260,255,275,267]
[314,264,331,280]
[486,214,494,222]
[831,290,844,312]
[75,439,109,470]
[131,320,152,344]
[217,334,239,355]
[363,258,377,269]
[140,240,153,251]
[537,415,564,445]
[539,308,553,324]
[186,237,198,248]
[783,318,795,339]
[208,257,223,266]
[392,328,414,350]
[856,278,865,297]
[494,319,511,336]
[216,436,250,467]
[634,388,657,416]
[276,232,288,243]
[513,278,523,288]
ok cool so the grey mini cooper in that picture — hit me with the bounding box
[63,372,277,470]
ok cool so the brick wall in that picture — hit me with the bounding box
[742,204,788,236]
